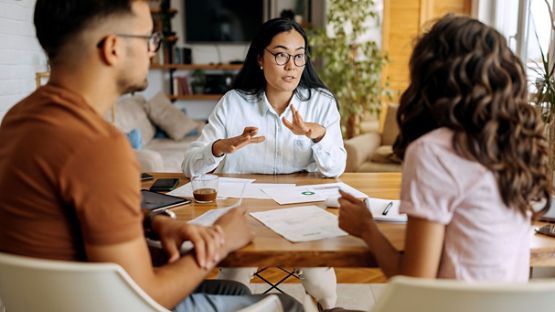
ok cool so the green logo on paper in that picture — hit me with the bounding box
[301,191,315,195]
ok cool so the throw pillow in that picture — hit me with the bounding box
[145,91,197,140]
[126,128,143,149]
[113,95,156,145]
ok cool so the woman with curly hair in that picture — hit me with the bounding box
[338,14,551,281]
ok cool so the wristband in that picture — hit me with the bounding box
[143,209,176,240]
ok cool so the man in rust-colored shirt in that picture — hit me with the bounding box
[0,84,143,261]
[0,1,302,311]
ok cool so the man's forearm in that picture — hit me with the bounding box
[147,254,212,308]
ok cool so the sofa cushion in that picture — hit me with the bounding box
[344,132,381,172]
[358,161,402,172]
[145,92,197,141]
[113,95,155,145]
[144,136,198,172]
[370,145,401,164]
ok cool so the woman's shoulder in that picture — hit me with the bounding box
[220,89,261,105]
[406,128,487,179]
[297,87,336,105]
[412,128,453,149]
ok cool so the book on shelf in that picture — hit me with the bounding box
[172,76,192,96]
[152,46,193,65]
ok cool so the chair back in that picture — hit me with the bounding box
[236,294,283,312]
[0,252,169,312]
[372,276,555,312]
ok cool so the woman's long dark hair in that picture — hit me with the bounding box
[233,18,331,101]
[393,14,551,217]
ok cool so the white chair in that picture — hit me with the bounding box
[0,252,288,312]
[372,276,555,312]
[0,252,169,312]
[237,294,283,312]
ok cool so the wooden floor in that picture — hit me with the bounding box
[208,267,387,284]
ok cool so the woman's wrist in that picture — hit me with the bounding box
[310,125,326,143]
[360,218,378,247]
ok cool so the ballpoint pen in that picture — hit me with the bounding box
[382,201,394,216]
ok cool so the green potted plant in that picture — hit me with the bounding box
[190,69,206,94]
[309,0,388,138]
[530,0,555,184]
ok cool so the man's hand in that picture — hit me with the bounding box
[211,127,265,157]
[338,190,374,238]
[282,105,326,142]
[152,216,224,269]
[214,206,253,256]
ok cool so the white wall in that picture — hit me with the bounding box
[141,0,250,120]
[0,0,47,121]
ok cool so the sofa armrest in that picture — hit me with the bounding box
[134,149,164,172]
[344,132,382,172]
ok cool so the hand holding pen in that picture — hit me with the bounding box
[338,189,374,238]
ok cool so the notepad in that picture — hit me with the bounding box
[364,197,406,223]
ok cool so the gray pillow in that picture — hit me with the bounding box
[145,91,197,140]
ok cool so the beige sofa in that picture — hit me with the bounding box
[344,104,402,172]
[107,93,203,172]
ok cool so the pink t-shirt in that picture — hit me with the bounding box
[399,128,531,281]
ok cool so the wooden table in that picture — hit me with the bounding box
[143,172,555,268]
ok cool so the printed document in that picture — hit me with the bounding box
[262,185,326,205]
[262,182,367,205]
[250,205,348,242]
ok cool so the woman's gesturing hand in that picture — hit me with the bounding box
[282,105,326,142]
[211,127,265,157]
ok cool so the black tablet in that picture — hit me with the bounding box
[141,190,191,213]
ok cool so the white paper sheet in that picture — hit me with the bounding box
[364,198,406,222]
[218,177,256,184]
[188,207,234,226]
[262,185,327,205]
[308,182,368,199]
[249,205,348,242]
[168,182,295,199]
[262,182,367,205]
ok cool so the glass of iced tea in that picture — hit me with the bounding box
[191,174,218,203]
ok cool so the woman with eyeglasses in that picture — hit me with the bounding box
[182,18,345,310]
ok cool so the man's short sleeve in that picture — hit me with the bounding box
[399,139,461,224]
[59,134,143,246]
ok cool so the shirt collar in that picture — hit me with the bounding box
[258,89,304,117]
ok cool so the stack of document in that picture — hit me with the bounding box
[168,177,369,207]
[364,198,406,223]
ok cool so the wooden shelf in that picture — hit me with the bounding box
[150,8,177,16]
[150,63,243,71]
[169,94,224,101]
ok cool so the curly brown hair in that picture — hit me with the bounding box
[393,14,551,217]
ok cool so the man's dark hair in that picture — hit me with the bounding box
[34,0,136,61]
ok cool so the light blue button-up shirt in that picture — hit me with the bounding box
[182,88,346,178]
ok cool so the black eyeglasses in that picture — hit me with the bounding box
[265,49,307,67]
[96,32,162,53]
